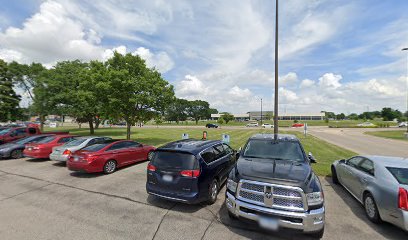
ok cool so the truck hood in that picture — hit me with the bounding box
[236,157,312,187]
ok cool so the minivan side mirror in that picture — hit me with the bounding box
[308,152,317,163]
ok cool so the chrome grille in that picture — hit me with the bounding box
[237,180,306,211]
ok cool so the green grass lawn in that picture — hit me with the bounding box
[46,126,355,176]
[365,130,408,141]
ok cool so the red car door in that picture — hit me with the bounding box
[125,142,146,163]
[105,142,128,167]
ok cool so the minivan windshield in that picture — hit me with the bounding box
[243,140,305,161]
[152,151,198,170]
[387,167,408,185]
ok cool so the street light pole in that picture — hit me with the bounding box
[260,98,263,126]
[273,0,279,137]
[402,48,408,134]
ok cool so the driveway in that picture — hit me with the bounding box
[306,127,408,157]
[0,158,406,240]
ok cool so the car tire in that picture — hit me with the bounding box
[364,193,381,223]
[308,227,324,239]
[103,160,117,174]
[207,179,219,205]
[10,149,23,159]
[331,166,339,184]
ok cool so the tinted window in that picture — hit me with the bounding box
[58,137,73,143]
[16,128,27,136]
[347,157,363,168]
[28,128,37,134]
[15,136,40,144]
[359,159,375,175]
[223,144,233,154]
[152,151,198,170]
[36,136,56,143]
[213,144,227,159]
[107,142,128,151]
[0,128,12,135]
[81,143,109,152]
[64,138,86,146]
[201,148,216,164]
[243,140,304,161]
[387,167,408,185]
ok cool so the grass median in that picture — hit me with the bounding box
[365,130,408,141]
[47,126,356,176]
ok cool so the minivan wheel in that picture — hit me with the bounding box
[103,160,117,174]
[207,180,219,205]
[11,149,23,159]
[331,166,339,184]
[364,193,381,223]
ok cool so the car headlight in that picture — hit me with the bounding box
[307,192,324,206]
[227,179,238,193]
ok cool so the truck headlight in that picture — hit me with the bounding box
[307,192,324,206]
[227,179,238,193]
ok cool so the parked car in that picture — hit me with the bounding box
[206,123,219,128]
[146,139,237,204]
[246,122,258,127]
[292,123,304,128]
[357,122,376,127]
[225,134,325,238]
[331,156,408,231]
[399,122,408,128]
[67,140,155,174]
[0,126,41,144]
[23,135,76,159]
[0,135,53,159]
[261,123,274,128]
[50,136,112,162]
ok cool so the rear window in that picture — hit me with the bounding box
[64,138,86,147]
[81,143,109,152]
[387,167,408,185]
[152,151,198,170]
[36,136,56,143]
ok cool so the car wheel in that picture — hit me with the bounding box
[10,149,23,159]
[331,166,339,184]
[207,179,219,205]
[103,160,117,174]
[308,227,324,239]
[364,193,381,223]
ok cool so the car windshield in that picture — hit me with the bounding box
[152,151,198,170]
[36,136,56,144]
[0,128,11,135]
[243,140,305,161]
[64,138,86,147]
[15,136,39,144]
[387,167,408,185]
[81,143,109,152]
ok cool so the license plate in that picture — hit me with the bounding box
[259,217,279,231]
[74,156,79,161]
[162,175,173,182]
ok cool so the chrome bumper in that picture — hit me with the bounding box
[226,191,325,233]
[49,153,68,162]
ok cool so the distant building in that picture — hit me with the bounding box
[211,113,249,121]
[278,113,325,121]
[248,111,274,121]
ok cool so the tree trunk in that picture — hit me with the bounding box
[95,117,100,129]
[40,115,45,132]
[88,119,94,135]
[126,122,131,140]
[195,119,199,124]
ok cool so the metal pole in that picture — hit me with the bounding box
[403,48,408,133]
[260,98,263,126]
[273,0,279,137]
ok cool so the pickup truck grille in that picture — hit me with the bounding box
[237,180,306,212]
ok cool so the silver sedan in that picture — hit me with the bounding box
[331,155,408,231]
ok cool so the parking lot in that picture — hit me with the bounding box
[0,158,407,240]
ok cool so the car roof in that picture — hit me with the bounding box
[157,139,222,154]
[363,155,408,168]
[248,134,300,142]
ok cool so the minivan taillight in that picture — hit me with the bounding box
[180,170,200,178]
[398,188,408,211]
[147,163,156,172]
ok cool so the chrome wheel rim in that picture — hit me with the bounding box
[365,197,376,218]
[105,161,116,173]
[211,183,218,200]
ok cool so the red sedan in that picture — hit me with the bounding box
[67,140,155,174]
[24,135,76,159]
[292,123,305,128]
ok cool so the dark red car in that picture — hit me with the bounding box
[0,126,41,144]
[292,123,305,128]
[67,140,155,174]
[23,135,76,159]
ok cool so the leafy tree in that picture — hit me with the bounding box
[348,113,359,120]
[336,113,346,120]
[165,98,190,123]
[217,117,224,124]
[0,60,21,122]
[220,112,234,124]
[208,108,218,115]
[381,107,402,121]
[101,52,174,139]
[9,61,45,102]
[187,100,210,124]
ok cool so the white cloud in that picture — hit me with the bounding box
[279,72,298,85]
[300,79,315,88]
[279,87,298,103]
[176,75,208,98]
[133,47,174,73]
[318,73,342,89]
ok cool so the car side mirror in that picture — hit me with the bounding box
[308,152,317,163]
[339,159,346,164]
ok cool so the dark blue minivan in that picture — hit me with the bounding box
[146,139,237,204]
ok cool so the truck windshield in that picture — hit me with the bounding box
[243,140,305,161]
[387,167,408,185]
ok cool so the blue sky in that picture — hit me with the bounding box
[0,0,407,114]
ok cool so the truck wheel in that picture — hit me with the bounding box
[308,227,324,239]
[364,193,381,223]
[103,160,117,174]
[331,166,339,184]
[207,180,219,205]
[11,149,23,159]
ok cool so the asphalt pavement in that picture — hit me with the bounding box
[0,158,407,240]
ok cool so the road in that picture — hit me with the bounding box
[0,158,407,240]
[306,127,408,157]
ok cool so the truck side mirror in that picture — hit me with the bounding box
[308,152,317,163]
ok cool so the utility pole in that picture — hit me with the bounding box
[403,48,408,134]
[273,0,279,137]
[260,98,263,126]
